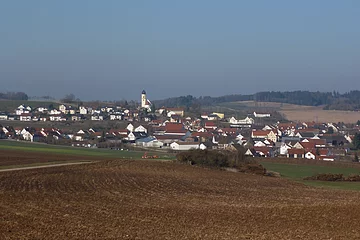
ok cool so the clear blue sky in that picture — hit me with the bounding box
[0,0,359,101]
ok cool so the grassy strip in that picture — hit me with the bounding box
[0,160,93,170]
[261,161,360,191]
[0,140,175,160]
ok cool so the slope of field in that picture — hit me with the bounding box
[0,140,175,164]
[0,100,60,112]
[221,101,360,123]
[2,159,360,239]
[261,159,360,191]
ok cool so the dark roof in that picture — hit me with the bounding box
[142,90,146,94]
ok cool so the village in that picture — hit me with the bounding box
[0,90,359,162]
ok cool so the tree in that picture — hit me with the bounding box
[354,153,359,162]
[151,103,156,113]
[357,120,360,126]
[327,127,334,134]
[61,93,76,103]
[353,133,360,150]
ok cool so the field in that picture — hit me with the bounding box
[0,100,61,112]
[220,101,360,123]
[2,149,360,238]
[261,159,360,191]
[0,140,174,166]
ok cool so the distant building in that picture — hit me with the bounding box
[141,90,152,111]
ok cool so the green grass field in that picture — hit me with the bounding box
[0,140,175,160]
[0,100,61,112]
[261,161,360,191]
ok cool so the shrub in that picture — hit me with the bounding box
[176,149,265,175]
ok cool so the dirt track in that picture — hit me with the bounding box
[0,161,94,172]
[0,149,100,167]
[1,158,360,239]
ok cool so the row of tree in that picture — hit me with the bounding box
[0,92,28,101]
[153,90,360,110]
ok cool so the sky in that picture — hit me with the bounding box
[0,0,359,101]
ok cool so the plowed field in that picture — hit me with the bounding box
[2,157,360,239]
[0,149,98,167]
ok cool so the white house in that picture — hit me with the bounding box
[50,115,66,121]
[253,112,271,118]
[280,143,291,155]
[16,106,30,115]
[49,109,62,115]
[36,107,48,113]
[59,104,67,113]
[20,113,32,121]
[126,123,134,132]
[229,116,254,125]
[170,142,200,151]
[0,112,8,120]
[91,115,104,121]
[79,106,88,115]
[110,114,122,121]
[134,125,147,133]
[305,151,316,160]
[127,132,136,141]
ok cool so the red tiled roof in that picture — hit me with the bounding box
[165,123,184,131]
[288,149,305,155]
[252,130,271,136]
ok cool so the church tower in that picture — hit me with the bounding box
[141,90,147,108]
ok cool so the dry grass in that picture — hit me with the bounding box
[2,152,360,239]
[279,105,360,123]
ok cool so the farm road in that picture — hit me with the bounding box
[0,161,94,172]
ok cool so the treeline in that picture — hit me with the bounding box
[0,92,28,101]
[153,90,360,110]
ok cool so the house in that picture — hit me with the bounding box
[71,115,82,121]
[169,114,182,123]
[211,112,225,119]
[68,107,76,115]
[74,135,84,141]
[134,125,147,133]
[251,130,277,143]
[79,106,88,115]
[287,149,305,159]
[253,147,274,157]
[253,112,271,118]
[305,151,317,160]
[280,142,292,155]
[59,104,67,113]
[49,109,62,115]
[126,123,134,132]
[91,114,104,121]
[166,108,185,117]
[245,148,257,157]
[16,107,30,115]
[49,114,66,121]
[205,121,217,131]
[110,113,123,121]
[136,136,164,148]
[36,107,48,113]
[20,113,32,121]
[0,112,8,120]
[170,142,200,151]
[229,116,254,125]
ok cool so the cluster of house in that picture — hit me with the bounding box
[1,93,357,161]
[0,103,152,122]
[2,111,357,162]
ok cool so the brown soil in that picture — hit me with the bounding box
[1,154,360,239]
[0,149,100,167]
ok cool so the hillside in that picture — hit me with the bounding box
[153,90,360,111]
[221,101,360,123]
